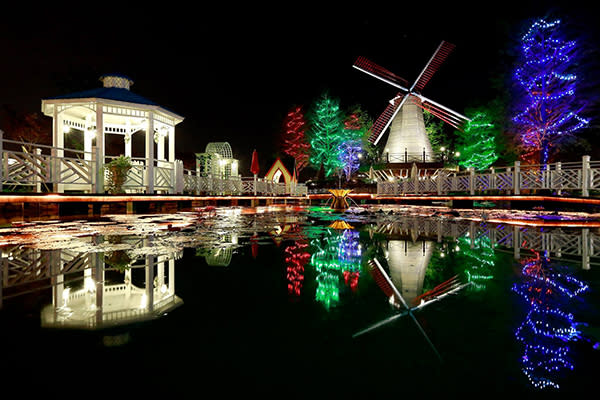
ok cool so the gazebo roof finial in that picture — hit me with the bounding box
[99,74,134,90]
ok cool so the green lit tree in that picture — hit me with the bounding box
[308,92,345,177]
[424,110,447,153]
[455,111,499,170]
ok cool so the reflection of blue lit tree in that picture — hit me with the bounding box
[339,230,361,292]
[310,228,362,309]
[512,250,589,390]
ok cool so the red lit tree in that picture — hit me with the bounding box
[281,106,310,174]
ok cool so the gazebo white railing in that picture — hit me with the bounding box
[377,156,599,197]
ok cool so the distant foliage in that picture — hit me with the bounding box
[0,106,50,146]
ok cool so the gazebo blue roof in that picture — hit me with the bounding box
[43,74,183,119]
[45,86,159,106]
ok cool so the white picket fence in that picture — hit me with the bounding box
[0,136,306,196]
[377,156,599,197]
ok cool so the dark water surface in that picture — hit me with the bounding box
[1,205,598,397]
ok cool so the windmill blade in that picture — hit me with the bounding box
[367,258,409,309]
[368,93,408,146]
[352,310,409,338]
[419,102,465,130]
[414,93,470,130]
[411,41,455,92]
[353,56,410,92]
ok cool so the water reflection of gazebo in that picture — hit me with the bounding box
[40,245,182,329]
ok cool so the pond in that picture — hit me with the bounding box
[0,204,598,396]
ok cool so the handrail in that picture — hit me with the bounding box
[377,156,597,197]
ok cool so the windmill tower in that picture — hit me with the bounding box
[353,41,469,166]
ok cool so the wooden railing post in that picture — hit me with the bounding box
[174,160,183,194]
[556,162,562,195]
[0,129,3,193]
[469,168,475,195]
[514,161,520,195]
[35,148,42,192]
[544,163,550,190]
[582,228,590,270]
[582,155,590,197]
[51,147,58,192]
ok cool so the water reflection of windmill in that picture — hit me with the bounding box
[354,257,470,360]
[353,41,469,175]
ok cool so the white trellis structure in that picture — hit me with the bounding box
[196,142,239,179]
[40,74,184,193]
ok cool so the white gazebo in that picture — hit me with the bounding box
[41,74,184,193]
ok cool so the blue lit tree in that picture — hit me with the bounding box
[338,107,369,181]
[512,18,589,165]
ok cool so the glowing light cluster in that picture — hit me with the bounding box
[512,18,589,164]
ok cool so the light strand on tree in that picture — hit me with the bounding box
[512,18,589,164]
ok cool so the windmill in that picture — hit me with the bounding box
[353,41,470,163]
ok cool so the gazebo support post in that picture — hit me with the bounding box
[146,112,155,194]
[96,103,105,192]
[157,135,165,161]
[52,107,65,192]
[168,126,175,163]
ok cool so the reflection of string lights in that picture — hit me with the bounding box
[284,241,310,297]
[310,227,362,308]
[453,235,496,291]
[511,250,589,390]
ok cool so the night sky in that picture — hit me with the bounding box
[1,2,598,173]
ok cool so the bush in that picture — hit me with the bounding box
[105,155,132,194]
